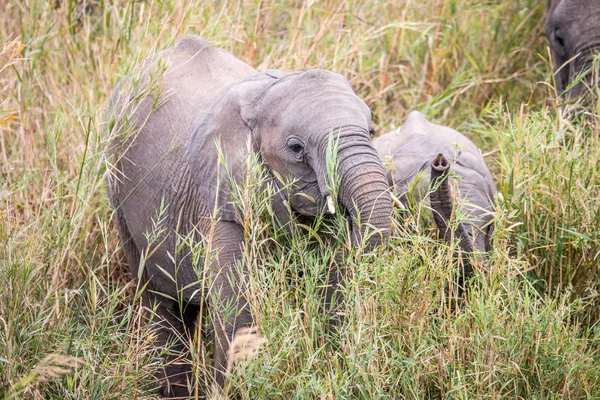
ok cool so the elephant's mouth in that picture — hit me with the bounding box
[290,192,327,217]
[288,177,332,217]
[294,211,338,226]
[293,202,354,244]
[269,174,338,227]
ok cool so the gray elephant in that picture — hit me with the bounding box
[546,0,600,102]
[105,35,391,397]
[373,111,495,285]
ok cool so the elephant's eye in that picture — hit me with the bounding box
[287,138,305,157]
[554,28,565,50]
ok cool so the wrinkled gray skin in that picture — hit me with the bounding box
[373,111,495,282]
[105,35,391,397]
[546,0,600,101]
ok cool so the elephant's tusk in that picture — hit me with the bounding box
[326,195,336,215]
[390,193,405,209]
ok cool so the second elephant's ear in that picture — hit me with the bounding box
[187,72,294,224]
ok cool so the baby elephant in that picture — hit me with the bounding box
[105,35,391,397]
[373,111,496,283]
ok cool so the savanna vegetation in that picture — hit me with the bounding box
[1,0,599,398]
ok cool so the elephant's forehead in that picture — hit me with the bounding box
[278,102,371,138]
[269,70,365,109]
[257,69,371,136]
[279,86,369,125]
[552,0,596,27]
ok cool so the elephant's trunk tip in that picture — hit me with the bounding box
[430,152,453,235]
[432,153,450,173]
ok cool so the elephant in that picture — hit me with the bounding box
[546,0,600,103]
[373,111,496,286]
[104,35,392,397]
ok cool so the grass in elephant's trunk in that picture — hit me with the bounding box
[321,130,393,254]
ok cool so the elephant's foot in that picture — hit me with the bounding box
[159,367,192,399]
[225,326,265,372]
[156,353,196,399]
[211,383,227,400]
[211,327,265,400]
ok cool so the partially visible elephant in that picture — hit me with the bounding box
[373,111,496,284]
[546,0,600,102]
[105,35,391,397]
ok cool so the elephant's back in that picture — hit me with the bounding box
[161,35,256,108]
[106,35,256,141]
[105,35,253,202]
[104,36,257,295]
[105,35,256,192]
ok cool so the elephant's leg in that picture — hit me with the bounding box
[113,206,142,277]
[181,302,200,333]
[207,221,260,393]
[142,290,194,398]
[113,204,194,396]
[323,261,346,331]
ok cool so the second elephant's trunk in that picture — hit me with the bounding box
[430,153,474,254]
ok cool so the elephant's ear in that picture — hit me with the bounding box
[187,72,295,225]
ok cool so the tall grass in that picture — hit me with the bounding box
[0,0,598,398]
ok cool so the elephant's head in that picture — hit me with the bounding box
[429,154,494,279]
[191,69,392,249]
[546,0,600,101]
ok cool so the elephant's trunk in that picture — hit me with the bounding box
[430,153,474,254]
[336,135,392,250]
[430,153,478,288]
